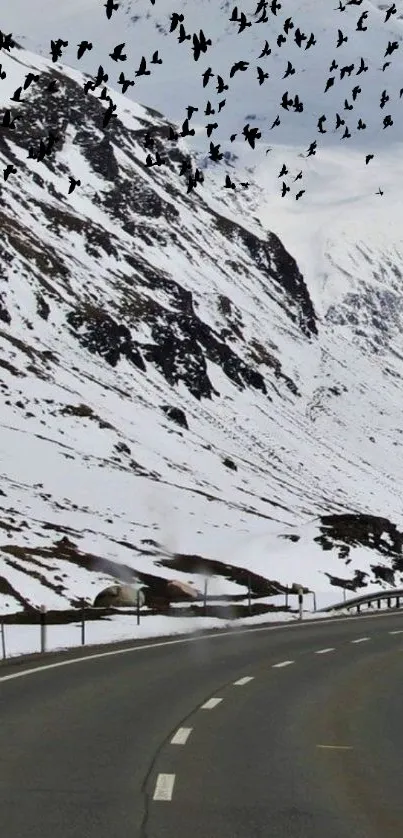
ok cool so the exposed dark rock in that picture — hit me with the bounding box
[161,405,189,429]
[223,457,237,471]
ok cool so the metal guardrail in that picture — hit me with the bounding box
[319,587,403,614]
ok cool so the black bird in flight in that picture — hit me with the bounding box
[2,108,19,128]
[294,28,307,48]
[356,57,368,74]
[143,131,155,150]
[351,85,361,100]
[0,64,6,80]
[365,154,374,164]
[187,104,198,119]
[230,60,249,77]
[356,11,368,31]
[240,181,249,188]
[257,66,269,85]
[151,50,162,64]
[385,4,396,22]
[335,112,345,128]
[118,72,135,93]
[329,59,338,71]
[344,98,353,110]
[10,86,22,102]
[224,173,236,189]
[258,41,271,58]
[385,41,398,58]
[277,34,287,47]
[376,187,383,196]
[230,133,237,141]
[168,126,179,141]
[281,91,293,110]
[23,72,39,89]
[341,125,351,138]
[47,79,59,93]
[306,140,317,156]
[383,114,393,128]
[382,62,391,71]
[103,100,116,127]
[205,100,215,115]
[380,90,389,109]
[270,114,281,129]
[209,141,223,162]
[284,17,294,34]
[218,99,226,112]
[0,32,14,51]
[50,39,68,62]
[336,29,348,47]
[283,60,295,78]
[170,13,184,32]
[3,164,16,180]
[335,1,345,10]
[238,12,252,33]
[318,115,327,133]
[278,163,288,177]
[94,66,108,87]
[110,43,126,62]
[216,75,228,92]
[305,33,316,50]
[206,122,218,137]
[294,171,303,181]
[281,181,290,197]
[77,41,92,59]
[325,76,335,92]
[242,123,261,148]
[135,57,150,76]
[178,24,191,43]
[68,176,81,194]
[270,0,282,14]
[357,118,366,129]
[296,189,305,200]
[202,67,214,86]
[181,117,195,137]
[105,0,119,19]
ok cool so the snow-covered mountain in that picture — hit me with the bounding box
[2,2,403,615]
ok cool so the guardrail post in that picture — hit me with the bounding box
[203,578,208,616]
[1,618,6,660]
[357,604,360,614]
[137,590,140,626]
[40,604,47,653]
[80,599,86,645]
[387,597,391,608]
[377,598,381,609]
[396,596,400,609]
[343,588,346,603]
[298,587,303,620]
[248,573,251,616]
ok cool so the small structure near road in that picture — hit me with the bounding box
[93,583,146,608]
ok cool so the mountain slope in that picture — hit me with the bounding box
[1,20,403,614]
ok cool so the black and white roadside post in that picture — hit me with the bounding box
[203,577,208,616]
[40,604,47,653]
[1,617,6,660]
[80,598,86,646]
[343,588,346,604]
[312,591,317,612]
[298,586,303,621]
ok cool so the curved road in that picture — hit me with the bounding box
[1,610,403,837]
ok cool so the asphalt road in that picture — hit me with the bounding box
[1,610,403,838]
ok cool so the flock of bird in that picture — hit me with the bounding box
[0,0,402,199]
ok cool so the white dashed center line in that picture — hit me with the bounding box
[315,648,335,654]
[233,676,255,686]
[153,774,176,801]
[351,637,370,643]
[170,727,192,745]
[389,630,403,635]
[201,697,223,709]
[272,660,294,668]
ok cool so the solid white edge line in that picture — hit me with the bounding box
[315,648,335,654]
[233,676,254,685]
[171,727,192,745]
[153,773,175,801]
[272,660,294,668]
[1,610,401,685]
[201,697,223,709]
